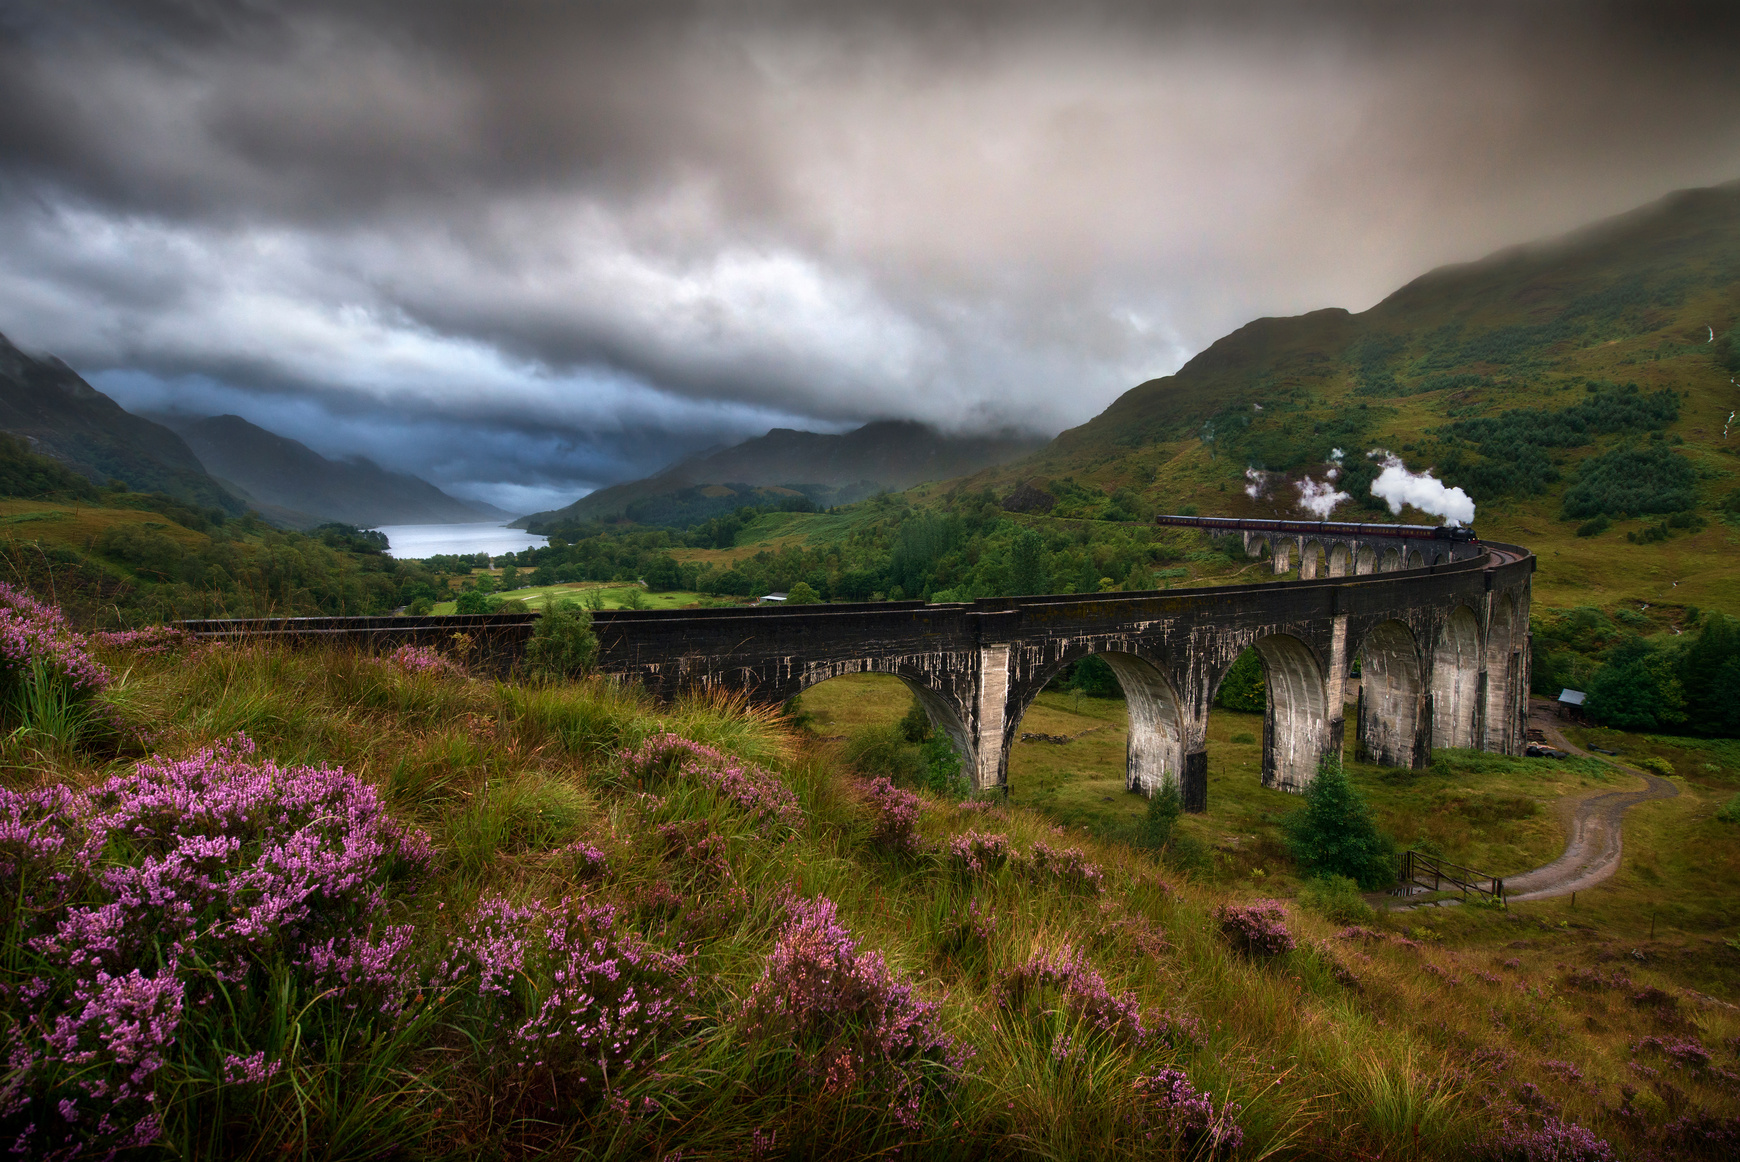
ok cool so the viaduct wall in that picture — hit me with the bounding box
[183,540,1532,814]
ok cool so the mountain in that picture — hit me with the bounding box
[520,419,1046,530]
[164,413,505,528]
[965,181,1740,523]
[0,332,242,513]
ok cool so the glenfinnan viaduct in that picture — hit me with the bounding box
[185,521,1534,813]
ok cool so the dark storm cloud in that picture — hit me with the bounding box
[2,1,1739,506]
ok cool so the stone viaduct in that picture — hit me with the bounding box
[183,528,1533,813]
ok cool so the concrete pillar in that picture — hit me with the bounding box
[972,643,1011,792]
[1182,749,1208,813]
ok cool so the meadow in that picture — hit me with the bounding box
[5,602,1736,1158]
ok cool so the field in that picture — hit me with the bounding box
[796,673,1740,988]
[431,581,727,614]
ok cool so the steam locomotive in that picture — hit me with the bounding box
[1151,514,1479,543]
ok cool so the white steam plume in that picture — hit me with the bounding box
[1367,451,1475,525]
[1295,475,1350,518]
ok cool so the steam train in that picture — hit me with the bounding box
[1151,514,1479,543]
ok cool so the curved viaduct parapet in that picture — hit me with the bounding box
[178,542,1533,814]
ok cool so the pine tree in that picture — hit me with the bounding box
[1283,755,1397,889]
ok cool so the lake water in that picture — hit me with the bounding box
[372,522,549,560]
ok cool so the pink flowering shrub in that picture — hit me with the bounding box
[998,946,1201,1054]
[436,894,693,1112]
[0,583,113,740]
[1028,842,1105,894]
[862,777,923,855]
[1484,1116,1615,1162]
[1131,1068,1245,1158]
[621,733,801,833]
[380,643,458,677]
[743,896,969,1130]
[946,830,1016,874]
[90,624,190,657]
[0,735,433,1156]
[1215,900,1296,958]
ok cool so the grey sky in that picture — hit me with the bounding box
[3,2,1738,512]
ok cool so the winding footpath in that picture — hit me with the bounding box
[1493,700,1678,903]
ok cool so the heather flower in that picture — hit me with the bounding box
[1132,1068,1244,1158]
[221,1050,283,1085]
[1634,1035,1711,1072]
[862,777,923,855]
[945,830,1015,875]
[1484,1116,1615,1162]
[1215,900,1295,958]
[0,734,433,1155]
[437,895,693,1110]
[1027,842,1104,894]
[621,733,801,833]
[998,946,1198,1052]
[90,625,190,657]
[0,584,114,741]
[744,896,968,1129]
[508,901,692,1097]
[380,643,458,676]
[556,839,609,880]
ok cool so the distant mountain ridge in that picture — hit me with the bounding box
[520,419,1046,530]
[0,332,242,513]
[163,413,505,529]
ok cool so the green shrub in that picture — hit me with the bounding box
[1283,755,1398,890]
[1575,515,1610,537]
[524,599,598,679]
[1216,649,1266,712]
[1635,755,1674,777]
[1138,775,1182,850]
[1299,874,1376,925]
[1561,444,1698,519]
[1161,832,1214,879]
[785,581,821,605]
[1717,793,1740,823]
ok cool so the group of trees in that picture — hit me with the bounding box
[1533,607,1740,735]
[474,491,1193,606]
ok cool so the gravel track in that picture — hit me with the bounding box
[1495,700,1678,902]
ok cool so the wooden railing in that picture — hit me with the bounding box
[1396,850,1505,904]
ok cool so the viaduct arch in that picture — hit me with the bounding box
[184,537,1533,814]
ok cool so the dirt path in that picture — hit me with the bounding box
[1496,699,1679,902]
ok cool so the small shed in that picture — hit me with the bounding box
[1557,688,1587,720]
[757,592,788,605]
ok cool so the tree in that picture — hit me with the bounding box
[524,599,597,679]
[1215,649,1266,712]
[1011,529,1048,596]
[498,564,520,590]
[785,582,821,605]
[1584,637,1687,731]
[1283,755,1397,890]
[644,555,683,592]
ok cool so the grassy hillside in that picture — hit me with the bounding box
[948,182,1740,615]
[3,626,1734,1158]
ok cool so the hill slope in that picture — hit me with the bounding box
[940,180,1740,611]
[0,332,242,513]
[520,419,1045,530]
[167,413,501,528]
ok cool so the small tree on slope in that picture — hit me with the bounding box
[1283,754,1397,890]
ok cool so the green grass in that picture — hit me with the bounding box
[431,582,720,614]
[9,634,1732,1157]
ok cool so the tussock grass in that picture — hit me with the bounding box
[14,638,1734,1158]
